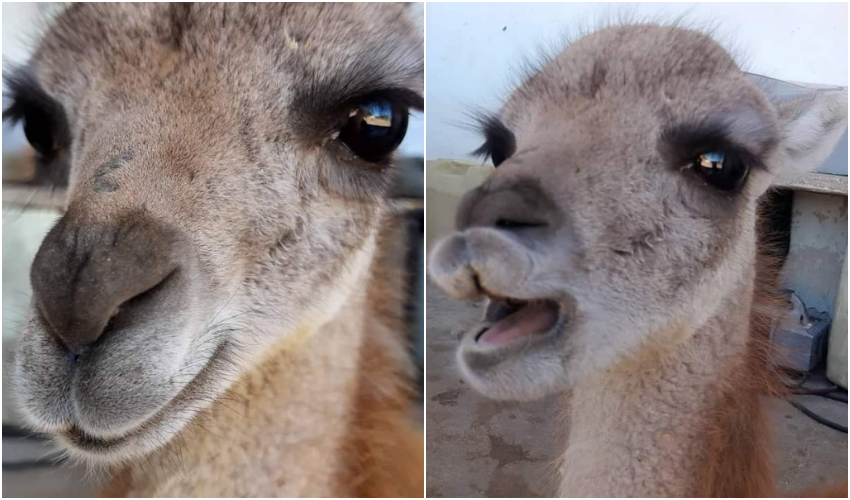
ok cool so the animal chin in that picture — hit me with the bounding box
[473,295,566,347]
[58,402,170,459]
[49,340,230,462]
[59,424,133,456]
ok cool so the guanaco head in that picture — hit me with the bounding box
[7,3,422,464]
[429,24,846,400]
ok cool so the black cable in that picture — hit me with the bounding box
[789,399,848,433]
[821,391,848,404]
[791,386,849,402]
[3,424,64,471]
[2,424,47,440]
[3,457,65,471]
[784,373,848,431]
[790,385,839,396]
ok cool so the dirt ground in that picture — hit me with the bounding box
[426,282,848,497]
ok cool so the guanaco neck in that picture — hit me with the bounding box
[557,264,775,497]
[108,218,418,497]
[120,286,371,497]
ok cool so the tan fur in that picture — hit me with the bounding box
[428,22,847,497]
[99,218,422,497]
[8,3,424,497]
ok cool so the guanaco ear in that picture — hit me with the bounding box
[748,74,848,175]
[775,88,847,174]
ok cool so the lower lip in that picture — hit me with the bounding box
[59,340,229,453]
[63,425,126,451]
[476,301,560,346]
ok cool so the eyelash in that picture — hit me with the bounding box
[3,69,70,158]
[472,115,516,167]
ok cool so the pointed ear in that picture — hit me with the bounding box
[775,88,847,174]
[746,74,847,175]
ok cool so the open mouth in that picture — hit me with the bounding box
[475,296,562,346]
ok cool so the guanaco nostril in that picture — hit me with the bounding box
[110,267,179,319]
[89,267,178,343]
[494,218,546,230]
[455,178,555,231]
[29,216,185,355]
[39,267,178,355]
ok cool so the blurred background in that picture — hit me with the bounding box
[2,3,424,497]
[424,2,847,497]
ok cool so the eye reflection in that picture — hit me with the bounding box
[359,101,393,136]
[339,98,408,162]
[698,151,725,169]
[691,150,749,191]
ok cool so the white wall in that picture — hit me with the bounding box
[399,2,425,158]
[425,2,849,160]
[2,2,45,64]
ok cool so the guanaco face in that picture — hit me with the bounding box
[429,24,846,400]
[9,3,422,464]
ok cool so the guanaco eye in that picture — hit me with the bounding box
[491,149,508,167]
[691,150,749,191]
[4,69,68,156]
[339,99,408,162]
[21,110,58,155]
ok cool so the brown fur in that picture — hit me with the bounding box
[428,22,847,497]
[100,218,422,497]
[343,217,425,498]
[695,214,845,498]
[692,218,782,496]
[8,3,424,496]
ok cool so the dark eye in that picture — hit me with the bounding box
[3,70,68,156]
[339,99,408,162]
[21,109,58,155]
[491,149,507,167]
[691,151,749,191]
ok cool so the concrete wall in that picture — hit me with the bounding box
[783,192,848,319]
[827,257,847,388]
[426,2,848,161]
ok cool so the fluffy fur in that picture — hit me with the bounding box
[9,3,423,496]
[101,220,422,496]
[428,23,847,496]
